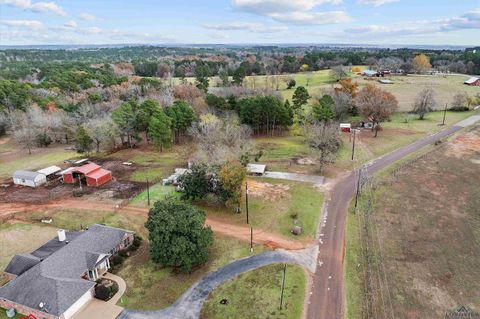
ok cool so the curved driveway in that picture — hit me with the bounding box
[118,247,317,319]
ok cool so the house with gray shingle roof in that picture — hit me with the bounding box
[0,224,134,319]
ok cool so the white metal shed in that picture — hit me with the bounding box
[13,170,47,187]
[247,164,267,176]
[37,165,62,177]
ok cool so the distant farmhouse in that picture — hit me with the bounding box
[0,224,134,319]
[464,77,480,86]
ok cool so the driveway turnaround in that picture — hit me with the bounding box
[262,171,325,184]
[306,115,480,319]
[117,247,317,319]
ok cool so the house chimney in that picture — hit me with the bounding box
[58,229,66,242]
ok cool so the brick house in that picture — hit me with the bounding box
[0,224,134,319]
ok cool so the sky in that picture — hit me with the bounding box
[1,0,479,46]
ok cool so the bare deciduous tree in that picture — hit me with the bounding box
[188,113,252,165]
[412,88,436,119]
[306,122,342,173]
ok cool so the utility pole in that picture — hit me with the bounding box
[146,178,150,206]
[279,264,287,310]
[441,103,448,126]
[354,168,362,210]
[250,227,253,252]
[245,181,249,224]
[351,129,356,161]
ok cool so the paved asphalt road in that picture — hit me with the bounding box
[306,115,480,319]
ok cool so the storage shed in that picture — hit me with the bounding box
[247,164,267,176]
[62,163,112,187]
[13,171,47,188]
[37,166,62,180]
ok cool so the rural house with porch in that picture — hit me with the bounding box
[0,224,134,319]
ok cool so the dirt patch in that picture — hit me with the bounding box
[445,130,480,158]
[247,180,290,201]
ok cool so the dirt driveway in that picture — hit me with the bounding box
[0,199,306,251]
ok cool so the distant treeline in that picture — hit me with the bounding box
[1,46,479,81]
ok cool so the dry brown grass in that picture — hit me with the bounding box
[365,126,480,318]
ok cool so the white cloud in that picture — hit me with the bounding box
[203,22,287,33]
[269,11,350,25]
[343,8,480,38]
[64,20,77,28]
[2,0,67,16]
[1,19,44,30]
[232,0,348,25]
[79,12,96,21]
[357,0,398,6]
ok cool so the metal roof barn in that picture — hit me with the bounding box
[37,165,62,177]
[12,170,47,188]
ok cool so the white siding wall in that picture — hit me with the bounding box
[62,289,93,319]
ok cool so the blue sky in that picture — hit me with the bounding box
[1,0,479,45]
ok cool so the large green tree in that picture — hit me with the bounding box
[149,109,172,151]
[292,86,310,110]
[145,197,213,273]
[195,64,211,92]
[312,95,335,122]
[75,125,93,154]
[112,101,137,147]
[164,100,196,143]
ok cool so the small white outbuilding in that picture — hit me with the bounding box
[12,170,47,187]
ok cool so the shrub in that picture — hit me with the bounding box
[95,284,110,301]
[110,255,124,267]
[118,249,129,258]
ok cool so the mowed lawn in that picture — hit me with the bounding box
[201,264,306,319]
[345,126,480,318]
[200,177,323,240]
[0,223,58,285]
[129,184,179,206]
[117,234,266,310]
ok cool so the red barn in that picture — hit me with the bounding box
[62,163,112,187]
[464,77,480,86]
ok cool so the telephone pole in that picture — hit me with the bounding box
[351,129,357,161]
[245,181,249,224]
[250,227,253,252]
[354,168,362,210]
[146,178,150,206]
[441,103,448,126]
[279,264,287,310]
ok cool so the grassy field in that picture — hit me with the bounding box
[0,142,77,179]
[345,125,480,318]
[129,184,179,206]
[200,177,323,240]
[354,74,480,112]
[117,234,266,310]
[201,264,306,319]
[0,223,58,280]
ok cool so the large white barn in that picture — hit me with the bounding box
[12,170,47,187]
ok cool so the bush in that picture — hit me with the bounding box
[449,106,470,112]
[118,249,129,258]
[110,255,124,267]
[95,284,110,301]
